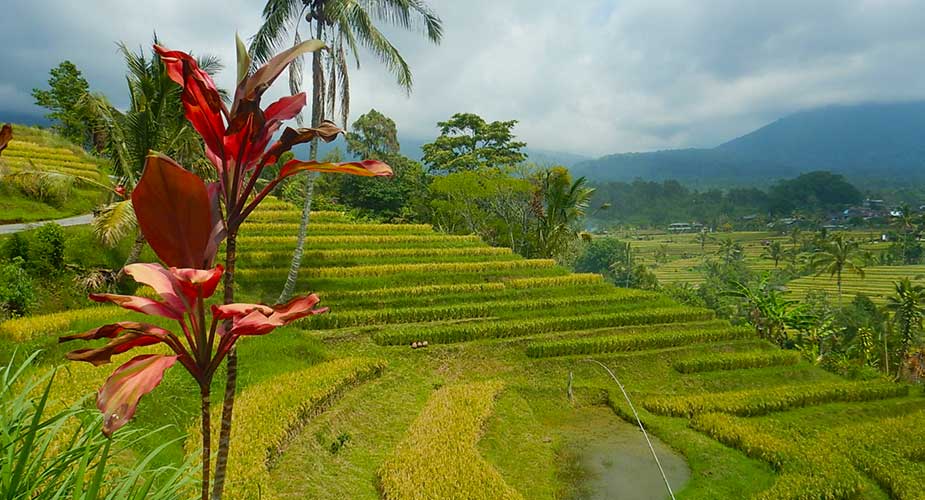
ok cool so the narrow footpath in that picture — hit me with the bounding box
[0,213,93,235]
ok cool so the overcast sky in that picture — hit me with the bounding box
[2,0,925,156]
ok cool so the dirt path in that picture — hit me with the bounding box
[0,213,92,235]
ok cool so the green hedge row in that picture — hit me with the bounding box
[236,234,485,250]
[672,350,800,374]
[242,222,434,236]
[301,303,493,330]
[373,307,715,346]
[645,381,908,417]
[307,292,668,330]
[525,325,751,358]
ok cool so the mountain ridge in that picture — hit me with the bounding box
[573,100,925,188]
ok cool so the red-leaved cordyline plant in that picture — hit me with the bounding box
[59,36,391,500]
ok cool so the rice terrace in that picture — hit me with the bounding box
[2,2,925,500]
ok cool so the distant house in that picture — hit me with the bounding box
[667,222,704,233]
[864,199,886,210]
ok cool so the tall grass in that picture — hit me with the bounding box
[0,352,197,499]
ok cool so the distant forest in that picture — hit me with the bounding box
[588,170,907,229]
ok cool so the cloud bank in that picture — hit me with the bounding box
[2,0,925,156]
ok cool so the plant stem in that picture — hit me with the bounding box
[200,385,211,500]
[212,229,238,500]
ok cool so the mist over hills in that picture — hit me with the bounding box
[572,101,925,188]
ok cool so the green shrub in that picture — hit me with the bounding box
[1,233,30,261]
[0,258,35,317]
[30,222,66,273]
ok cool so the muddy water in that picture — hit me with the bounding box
[570,408,690,500]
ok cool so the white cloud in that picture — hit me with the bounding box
[3,0,925,156]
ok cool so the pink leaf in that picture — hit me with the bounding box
[89,293,183,320]
[97,354,178,437]
[278,159,393,180]
[123,263,186,312]
[59,322,172,366]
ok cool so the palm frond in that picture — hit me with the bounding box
[336,1,414,91]
[369,0,443,43]
[92,200,137,248]
[250,0,302,65]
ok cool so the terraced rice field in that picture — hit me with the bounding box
[3,201,923,499]
[785,264,925,304]
[626,230,885,290]
[626,231,793,285]
[0,125,109,222]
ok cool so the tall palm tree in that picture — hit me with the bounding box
[761,240,785,269]
[695,230,712,258]
[251,0,443,303]
[884,278,925,377]
[716,237,743,264]
[204,5,442,499]
[531,167,594,258]
[812,233,865,302]
[81,41,218,268]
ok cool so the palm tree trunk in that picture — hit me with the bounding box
[211,229,238,500]
[278,172,317,303]
[279,20,324,303]
[114,232,146,281]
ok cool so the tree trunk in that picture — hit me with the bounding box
[211,229,238,500]
[278,172,317,303]
[114,231,146,281]
[278,20,325,304]
[200,386,212,500]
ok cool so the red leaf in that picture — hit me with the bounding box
[97,354,178,437]
[60,322,171,366]
[169,265,224,302]
[89,293,183,320]
[132,154,213,268]
[264,94,307,124]
[231,40,324,116]
[278,159,393,180]
[154,46,226,161]
[262,121,343,165]
[123,263,186,312]
[0,124,11,156]
[213,294,327,337]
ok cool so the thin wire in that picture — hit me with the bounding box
[583,358,676,500]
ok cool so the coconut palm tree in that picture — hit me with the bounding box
[884,278,925,377]
[80,41,219,269]
[531,167,595,259]
[812,233,865,302]
[251,0,443,303]
[761,240,785,269]
[716,237,744,264]
[694,229,712,258]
